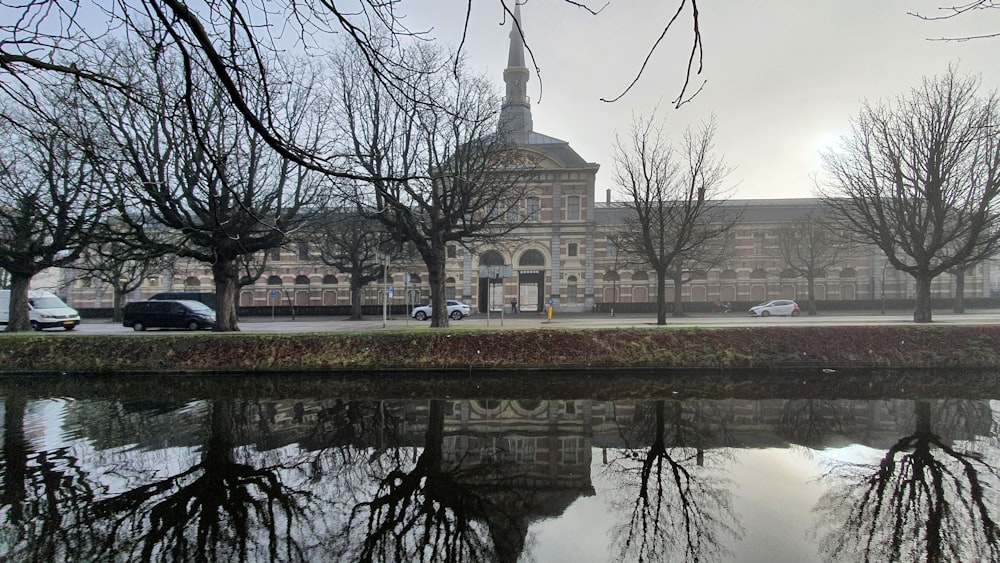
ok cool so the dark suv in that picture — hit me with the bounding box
[123,300,217,331]
[150,291,216,309]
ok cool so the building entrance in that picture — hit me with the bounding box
[518,270,544,312]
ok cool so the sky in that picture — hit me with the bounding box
[402,1,1000,200]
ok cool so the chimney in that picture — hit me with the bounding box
[606,189,611,205]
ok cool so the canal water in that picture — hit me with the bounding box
[0,373,997,562]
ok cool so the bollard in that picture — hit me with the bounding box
[547,305,553,321]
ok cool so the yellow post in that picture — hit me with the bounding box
[547,305,553,320]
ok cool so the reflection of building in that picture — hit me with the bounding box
[58,7,998,313]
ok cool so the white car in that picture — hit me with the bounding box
[748,299,801,317]
[411,300,471,321]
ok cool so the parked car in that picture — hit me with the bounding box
[123,300,217,331]
[150,291,216,309]
[748,299,800,317]
[411,300,471,321]
[0,289,81,331]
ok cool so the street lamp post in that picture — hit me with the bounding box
[380,253,390,328]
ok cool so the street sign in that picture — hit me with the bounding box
[479,264,512,282]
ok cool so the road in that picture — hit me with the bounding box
[33,309,1000,334]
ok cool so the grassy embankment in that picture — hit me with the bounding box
[1,325,998,374]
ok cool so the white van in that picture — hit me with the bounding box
[0,290,81,331]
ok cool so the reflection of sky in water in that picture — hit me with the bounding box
[529,447,832,563]
[4,395,998,562]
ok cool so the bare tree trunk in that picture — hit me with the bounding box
[656,270,668,325]
[671,273,686,318]
[350,278,364,320]
[113,288,126,323]
[806,275,818,316]
[953,269,966,314]
[427,255,449,328]
[213,258,240,331]
[5,275,32,332]
[913,275,933,323]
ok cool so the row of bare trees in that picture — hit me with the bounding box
[0,31,539,331]
[608,67,1000,324]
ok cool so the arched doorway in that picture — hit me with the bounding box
[477,250,505,313]
[517,249,546,312]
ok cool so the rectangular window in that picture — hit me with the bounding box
[269,247,281,261]
[753,233,765,255]
[560,437,583,464]
[506,200,520,223]
[527,197,540,221]
[507,437,537,463]
[607,239,618,257]
[298,242,310,261]
[567,196,580,220]
[568,243,578,257]
[447,245,457,259]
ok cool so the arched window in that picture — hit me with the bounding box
[294,275,310,285]
[720,269,738,280]
[519,249,546,267]
[750,268,768,280]
[407,273,422,283]
[566,275,578,304]
[840,268,857,278]
[603,271,620,282]
[322,274,339,284]
[267,275,283,285]
[631,270,648,281]
[780,268,798,279]
[184,276,200,287]
[480,250,505,266]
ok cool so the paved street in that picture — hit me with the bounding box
[35,308,1000,334]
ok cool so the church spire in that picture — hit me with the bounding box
[500,3,532,142]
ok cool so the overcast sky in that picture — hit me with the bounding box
[404,1,1000,200]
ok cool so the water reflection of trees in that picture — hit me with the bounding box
[87,400,325,561]
[603,400,742,563]
[337,399,531,563]
[815,400,1000,562]
[1,395,99,562]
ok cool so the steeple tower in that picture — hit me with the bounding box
[500,4,532,142]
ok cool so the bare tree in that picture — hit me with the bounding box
[335,44,533,327]
[86,44,331,331]
[776,211,849,316]
[666,227,735,316]
[909,1,1000,41]
[69,223,174,322]
[0,96,107,331]
[314,211,410,320]
[820,68,1000,323]
[611,114,735,325]
[1,1,704,179]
